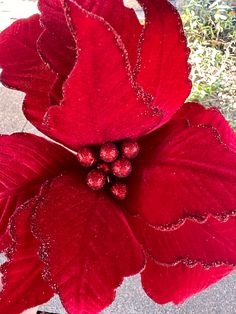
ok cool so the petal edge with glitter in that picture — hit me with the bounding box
[0,198,53,314]
[174,102,236,150]
[0,15,55,132]
[141,260,233,305]
[45,0,165,148]
[136,0,192,124]
[128,213,236,266]
[0,132,76,242]
[125,119,236,226]
[32,172,144,313]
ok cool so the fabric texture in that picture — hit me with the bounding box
[0,0,235,312]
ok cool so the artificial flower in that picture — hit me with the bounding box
[0,0,236,313]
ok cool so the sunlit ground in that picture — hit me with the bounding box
[0,0,39,30]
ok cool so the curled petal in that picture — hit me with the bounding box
[136,0,191,124]
[125,120,236,226]
[38,0,142,113]
[32,172,144,313]
[45,0,164,148]
[0,198,53,313]
[0,0,192,149]
[174,102,236,150]
[141,259,233,304]
[38,0,76,77]
[0,15,55,132]
[70,0,142,70]
[39,0,142,74]
[0,133,76,242]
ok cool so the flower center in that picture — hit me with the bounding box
[76,140,140,200]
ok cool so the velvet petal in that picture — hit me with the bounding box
[141,259,233,304]
[38,0,142,75]
[71,0,142,71]
[174,102,236,150]
[0,198,53,313]
[128,214,236,266]
[125,120,236,226]
[0,133,76,242]
[136,0,191,124]
[45,0,164,148]
[0,15,55,132]
[32,172,144,313]
[38,0,76,77]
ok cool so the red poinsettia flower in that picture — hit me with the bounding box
[0,0,236,313]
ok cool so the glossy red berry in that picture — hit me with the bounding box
[86,170,106,190]
[100,142,119,163]
[77,147,96,167]
[121,140,140,159]
[111,158,132,178]
[111,182,128,200]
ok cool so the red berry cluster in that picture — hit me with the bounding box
[76,140,140,200]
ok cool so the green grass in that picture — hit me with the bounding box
[180,0,236,127]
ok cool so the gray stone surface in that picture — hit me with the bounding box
[1,86,236,314]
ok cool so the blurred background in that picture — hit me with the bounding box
[180,0,236,128]
[0,0,236,313]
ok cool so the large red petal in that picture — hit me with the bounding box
[32,172,144,313]
[38,0,141,75]
[125,120,236,226]
[0,198,53,313]
[37,0,142,133]
[0,15,55,132]
[0,133,76,243]
[128,214,236,266]
[136,0,191,123]
[174,102,236,150]
[141,259,233,304]
[44,0,164,148]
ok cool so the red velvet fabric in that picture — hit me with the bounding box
[125,120,236,225]
[0,0,192,149]
[128,214,236,266]
[32,172,144,313]
[45,0,164,148]
[38,0,76,77]
[38,0,142,75]
[136,0,192,124]
[141,260,233,304]
[0,15,55,132]
[174,102,236,149]
[0,133,76,243]
[0,0,236,311]
[0,198,53,313]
